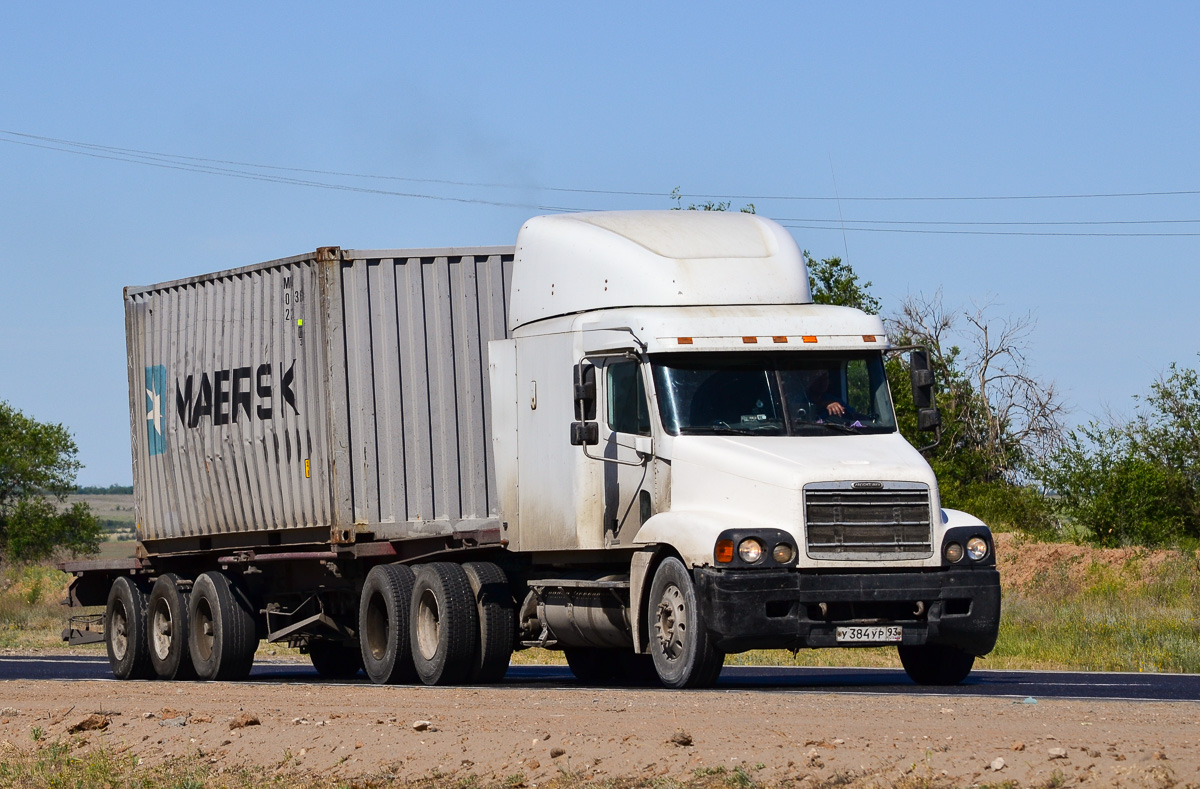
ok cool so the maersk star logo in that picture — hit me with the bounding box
[145,365,167,456]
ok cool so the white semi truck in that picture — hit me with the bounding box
[62,210,1000,688]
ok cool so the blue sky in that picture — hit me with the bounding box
[2,3,1197,485]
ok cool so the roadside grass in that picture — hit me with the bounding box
[6,543,1199,674]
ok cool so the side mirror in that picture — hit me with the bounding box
[909,350,941,433]
[570,363,600,446]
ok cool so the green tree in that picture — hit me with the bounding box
[0,402,101,562]
[1039,356,1200,546]
[805,252,882,314]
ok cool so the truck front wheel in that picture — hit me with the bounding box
[187,571,257,681]
[898,644,976,685]
[147,573,196,680]
[648,557,724,689]
[105,576,154,680]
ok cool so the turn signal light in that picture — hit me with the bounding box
[715,539,734,563]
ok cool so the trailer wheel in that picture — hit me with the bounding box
[308,640,364,679]
[147,574,196,680]
[648,557,725,689]
[462,562,514,684]
[898,643,976,686]
[410,563,478,685]
[188,571,258,681]
[105,576,154,680]
[359,564,416,684]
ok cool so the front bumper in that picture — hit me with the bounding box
[694,567,1001,655]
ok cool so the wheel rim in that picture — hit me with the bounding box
[416,588,441,661]
[110,600,129,661]
[193,596,214,661]
[151,598,172,661]
[365,592,389,661]
[654,583,687,662]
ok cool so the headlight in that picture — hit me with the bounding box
[944,542,964,563]
[966,536,989,561]
[772,543,794,564]
[738,538,764,563]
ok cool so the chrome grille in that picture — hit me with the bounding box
[804,482,933,560]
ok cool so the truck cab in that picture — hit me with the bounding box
[490,210,1000,687]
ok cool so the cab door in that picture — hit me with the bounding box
[599,357,654,546]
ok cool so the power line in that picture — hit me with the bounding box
[777,217,1200,227]
[0,133,582,212]
[4,128,1200,206]
[779,223,1200,238]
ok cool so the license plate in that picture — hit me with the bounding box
[836,625,902,643]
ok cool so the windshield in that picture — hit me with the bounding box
[651,351,897,436]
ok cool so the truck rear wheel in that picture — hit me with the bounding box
[898,643,976,685]
[462,562,514,683]
[188,571,257,681]
[410,563,478,685]
[359,564,417,684]
[648,557,724,689]
[147,573,196,680]
[105,576,154,680]
[308,640,364,679]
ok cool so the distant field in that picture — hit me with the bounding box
[67,493,135,542]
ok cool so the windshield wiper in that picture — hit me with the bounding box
[685,422,784,436]
[792,419,863,435]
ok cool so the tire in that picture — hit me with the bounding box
[898,644,976,686]
[187,571,258,681]
[462,562,515,684]
[147,574,196,680]
[564,648,617,684]
[647,557,725,689]
[409,563,478,686]
[105,576,155,680]
[359,564,417,685]
[308,640,364,679]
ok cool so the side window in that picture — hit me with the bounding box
[607,361,651,436]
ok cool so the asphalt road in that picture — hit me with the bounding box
[2,655,1197,702]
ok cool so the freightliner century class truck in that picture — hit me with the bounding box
[61,210,1000,688]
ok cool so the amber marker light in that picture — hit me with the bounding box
[862,335,876,342]
[802,335,818,343]
[742,336,758,344]
[715,539,735,563]
[772,336,788,343]
[677,337,693,345]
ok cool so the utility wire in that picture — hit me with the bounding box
[0,134,582,212]
[779,223,1200,238]
[4,127,1200,205]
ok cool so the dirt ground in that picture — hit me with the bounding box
[1,674,1197,787]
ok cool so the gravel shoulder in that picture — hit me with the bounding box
[1,677,1197,787]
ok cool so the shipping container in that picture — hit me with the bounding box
[126,246,513,549]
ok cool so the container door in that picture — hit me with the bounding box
[599,357,655,545]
